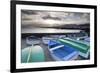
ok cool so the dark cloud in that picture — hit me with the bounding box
[21,10,90,28]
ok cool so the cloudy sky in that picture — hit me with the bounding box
[21,10,90,28]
